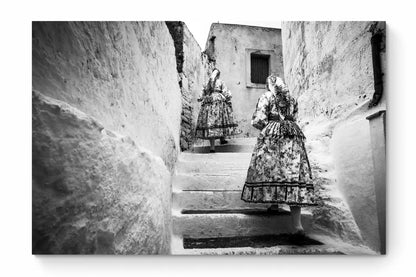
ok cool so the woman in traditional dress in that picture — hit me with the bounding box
[195,68,239,152]
[241,75,316,234]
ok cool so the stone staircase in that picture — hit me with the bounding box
[171,138,374,255]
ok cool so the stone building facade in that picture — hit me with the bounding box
[204,23,284,136]
[281,21,386,253]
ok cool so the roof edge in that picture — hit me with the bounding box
[210,22,281,31]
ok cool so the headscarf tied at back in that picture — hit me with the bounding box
[205,68,221,94]
[266,74,289,95]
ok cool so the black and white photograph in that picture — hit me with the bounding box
[31,20,386,255]
[2,0,416,276]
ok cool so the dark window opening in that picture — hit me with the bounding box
[250,53,270,84]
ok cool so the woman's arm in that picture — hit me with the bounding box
[251,93,270,130]
[220,80,232,101]
[198,85,209,102]
[283,94,298,122]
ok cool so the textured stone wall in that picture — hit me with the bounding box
[166,22,211,150]
[32,22,182,170]
[32,21,182,254]
[32,92,171,254]
[281,21,386,252]
[331,116,379,250]
[205,23,284,137]
[282,21,386,120]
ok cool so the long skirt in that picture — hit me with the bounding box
[195,97,240,139]
[241,120,316,206]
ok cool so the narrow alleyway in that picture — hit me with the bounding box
[171,138,373,255]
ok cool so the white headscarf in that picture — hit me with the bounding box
[266,75,288,94]
[206,68,221,93]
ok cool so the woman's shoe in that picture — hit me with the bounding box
[209,149,216,153]
[220,139,228,145]
[267,204,280,214]
[292,228,306,237]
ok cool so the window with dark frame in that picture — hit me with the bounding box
[250,53,270,84]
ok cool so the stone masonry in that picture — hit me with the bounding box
[166,21,213,151]
[32,21,185,254]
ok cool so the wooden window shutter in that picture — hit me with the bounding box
[250,53,270,84]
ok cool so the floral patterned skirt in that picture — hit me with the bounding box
[241,121,316,206]
[195,98,240,139]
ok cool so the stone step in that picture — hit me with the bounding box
[180,209,290,215]
[173,173,246,191]
[193,137,257,146]
[173,190,271,211]
[170,234,376,255]
[183,234,323,249]
[191,144,255,153]
[175,153,252,175]
[179,152,252,163]
[191,138,257,154]
[173,245,345,255]
[170,137,344,255]
[172,212,312,239]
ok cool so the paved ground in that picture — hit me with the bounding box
[171,138,375,255]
